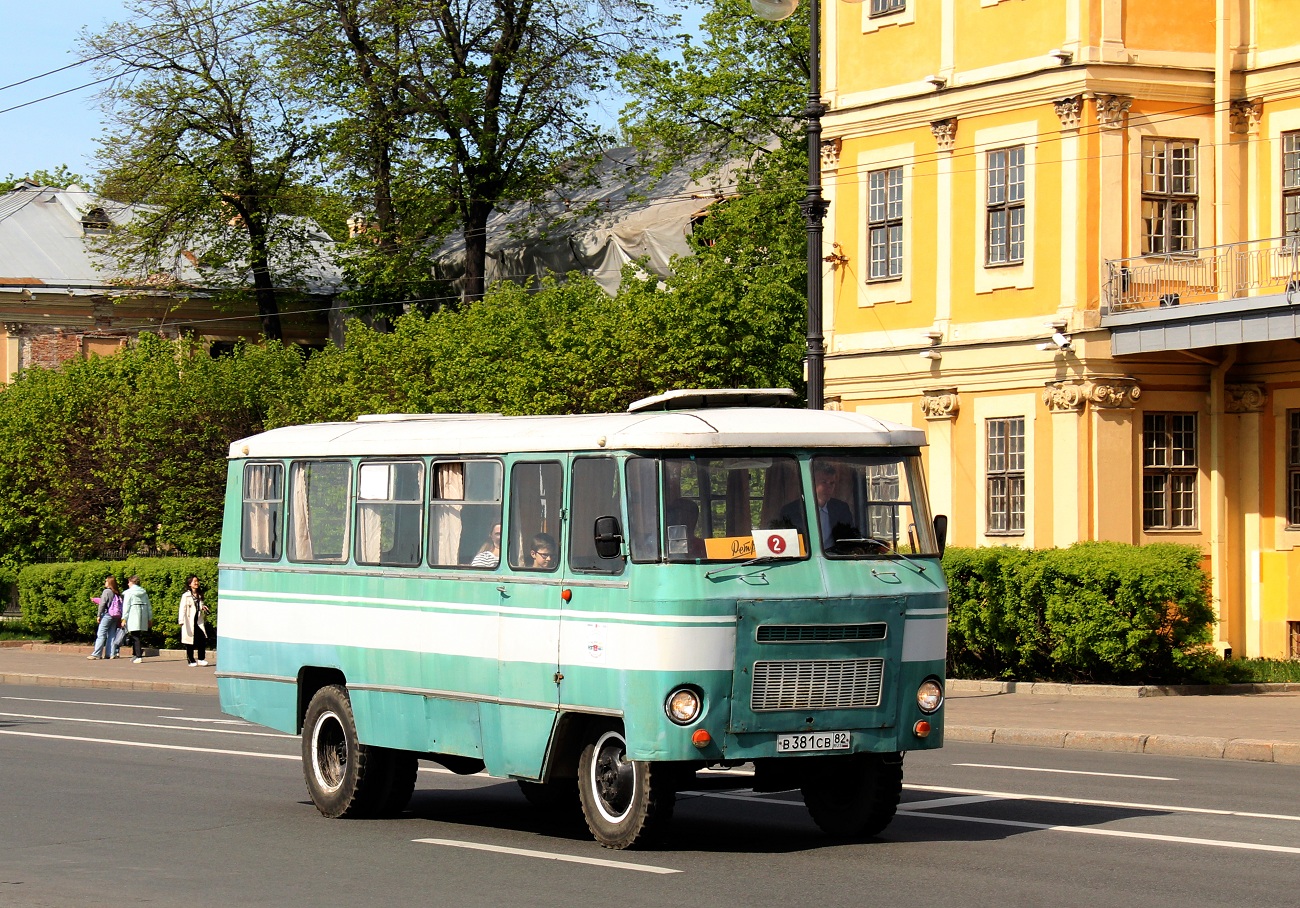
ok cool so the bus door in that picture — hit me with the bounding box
[559,455,628,714]
[494,458,566,776]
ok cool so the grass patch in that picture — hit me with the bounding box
[0,619,43,641]
[1221,658,1300,684]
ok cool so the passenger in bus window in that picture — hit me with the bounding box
[780,461,855,543]
[470,524,502,568]
[528,533,558,570]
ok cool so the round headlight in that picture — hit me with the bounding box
[916,678,943,714]
[665,687,702,725]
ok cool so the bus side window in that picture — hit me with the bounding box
[569,457,623,574]
[507,461,563,572]
[287,460,352,563]
[242,462,283,561]
[625,457,661,563]
[429,460,503,569]
[356,461,424,567]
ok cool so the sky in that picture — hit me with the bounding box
[0,0,697,189]
[0,1,129,182]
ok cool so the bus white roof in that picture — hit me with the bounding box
[228,406,927,460]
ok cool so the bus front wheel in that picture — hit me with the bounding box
[577,729,673,849]
[801,753,903,839]
[302,684,391,818]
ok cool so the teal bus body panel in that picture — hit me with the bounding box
[216,449,950,779]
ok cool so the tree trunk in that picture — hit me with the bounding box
[462,198,493,304]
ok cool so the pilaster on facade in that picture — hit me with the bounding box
[929,118,958,153]
[1093,94,1133,130]
[1042,380,1086,413]
[921,387,960,421]
[1229,98,1263,137]
[1225,382,1266,414]
[820,137,842,170]
[1082,376,1141,409]
[1053,95,1083,132]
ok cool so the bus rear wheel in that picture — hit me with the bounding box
[302,684,390,818]
[801,753,903,839]
[577,729,673,849]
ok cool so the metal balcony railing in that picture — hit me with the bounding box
[1104,235,1300,312]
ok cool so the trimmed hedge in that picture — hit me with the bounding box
[19,558,217,649]
[944,542,1215,684]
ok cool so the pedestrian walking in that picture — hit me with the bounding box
[88,575,122,660]
[121,576,153,664]
[178,574,210,667]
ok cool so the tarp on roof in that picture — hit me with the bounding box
[433,147,748,295]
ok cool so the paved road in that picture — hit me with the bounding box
[1,683,1296,908]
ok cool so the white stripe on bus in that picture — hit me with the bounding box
[218,599,740,671]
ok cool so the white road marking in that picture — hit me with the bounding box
[2,695,181,711]
[412,838,682,874]
[0,728,297,760]
[0,710,292,739]
[905,783,1300,824]
[895,808,1300,855]
[953,762,1178,781]
[902,795,998,810]
[165,716,253,726]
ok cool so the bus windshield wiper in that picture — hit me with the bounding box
[834,537,928,574]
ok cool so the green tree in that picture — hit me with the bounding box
[83,0,329,340]
[268,0,674,304]
[0,335,304,568]
[617,0,808,177]
[0,166,93,193]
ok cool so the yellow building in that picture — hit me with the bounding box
[820,0,1300,659]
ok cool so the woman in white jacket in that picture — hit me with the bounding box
[178,575,210,667]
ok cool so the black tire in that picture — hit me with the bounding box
[373,749,419,817]
[301,684,388,818]
[801,753,904,839]
[577,729,674,850]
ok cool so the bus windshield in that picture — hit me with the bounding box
[810,454,937,558]
[642,452,938,562]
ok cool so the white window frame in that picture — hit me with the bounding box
[974,123,1035,293]
[856,143,913,307]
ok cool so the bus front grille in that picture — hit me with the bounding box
[750,658,885,711]
[756,623,887,643]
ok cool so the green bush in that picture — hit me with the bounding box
[943,542,1215,684]
[19,558,217,649]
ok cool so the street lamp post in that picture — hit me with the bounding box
[751,0,830,410]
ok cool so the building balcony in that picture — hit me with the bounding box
[1101,236,1300,356]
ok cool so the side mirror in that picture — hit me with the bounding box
[593,516,624,559]
[933,514,948,556]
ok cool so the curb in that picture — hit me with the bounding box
[0,671,215,695]
[947,679,1300,698]
[947,724,1300,765]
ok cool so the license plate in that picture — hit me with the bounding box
[776,731,851,753]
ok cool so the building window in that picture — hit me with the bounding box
[1288,411,1300,528]
[1283,132,1300,241]
[986,418,1025,535]
[1143,413,1198,529]
[870,0,906,14]
[986,145,1026,265]
[1142,138,1198,255]
[868,166,903,280]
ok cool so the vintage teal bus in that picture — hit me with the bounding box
[216,389,949,849]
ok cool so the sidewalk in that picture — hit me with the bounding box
[2,642,1298,764]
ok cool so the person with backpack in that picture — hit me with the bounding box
[88,575,123,660]
[121,576,153,664]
